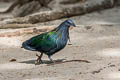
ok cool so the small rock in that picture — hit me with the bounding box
[85,26,92,30]
[9,59,16,62]
[109,64,115,67]
[92,68,103,74]
[118,69,120,71]
[79,72,82,74]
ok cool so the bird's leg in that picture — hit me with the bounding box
[69,37,71,43]
[35,53,43,65]
[68,36,72,45]
[48,56,55,64]
[68,34,71,43]
[37,53,43,63]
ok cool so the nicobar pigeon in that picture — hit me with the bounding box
[21,19,76,64]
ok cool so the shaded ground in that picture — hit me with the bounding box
[0,3,120,80]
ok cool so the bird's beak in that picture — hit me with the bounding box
[72,23,76,27]
[69,23,76,30]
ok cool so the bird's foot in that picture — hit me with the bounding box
[48,56,55,64]
[51,60,55,64]
[47,62,55,66]
[48,61,55,65]
[35,60,39,65]
[35,59,43,65]
[35,53,43,65]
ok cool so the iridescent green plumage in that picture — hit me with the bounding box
[28,30,58,54]
[22,19,76,64]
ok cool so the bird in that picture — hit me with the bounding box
[21,19,76,64]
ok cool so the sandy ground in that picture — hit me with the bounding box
[0,2,120,80]
[1,24,120,80]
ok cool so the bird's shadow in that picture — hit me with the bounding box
[20,59,90,65]
[20,59,66,64]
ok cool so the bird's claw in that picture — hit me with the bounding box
[35,60,43,65]
[35,58,43,65]
[35,60,39,65]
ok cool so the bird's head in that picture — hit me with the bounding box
[63,19,76,30]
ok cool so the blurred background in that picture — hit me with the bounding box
[0,0,119,24]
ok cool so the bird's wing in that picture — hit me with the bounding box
[27,31,58,52]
